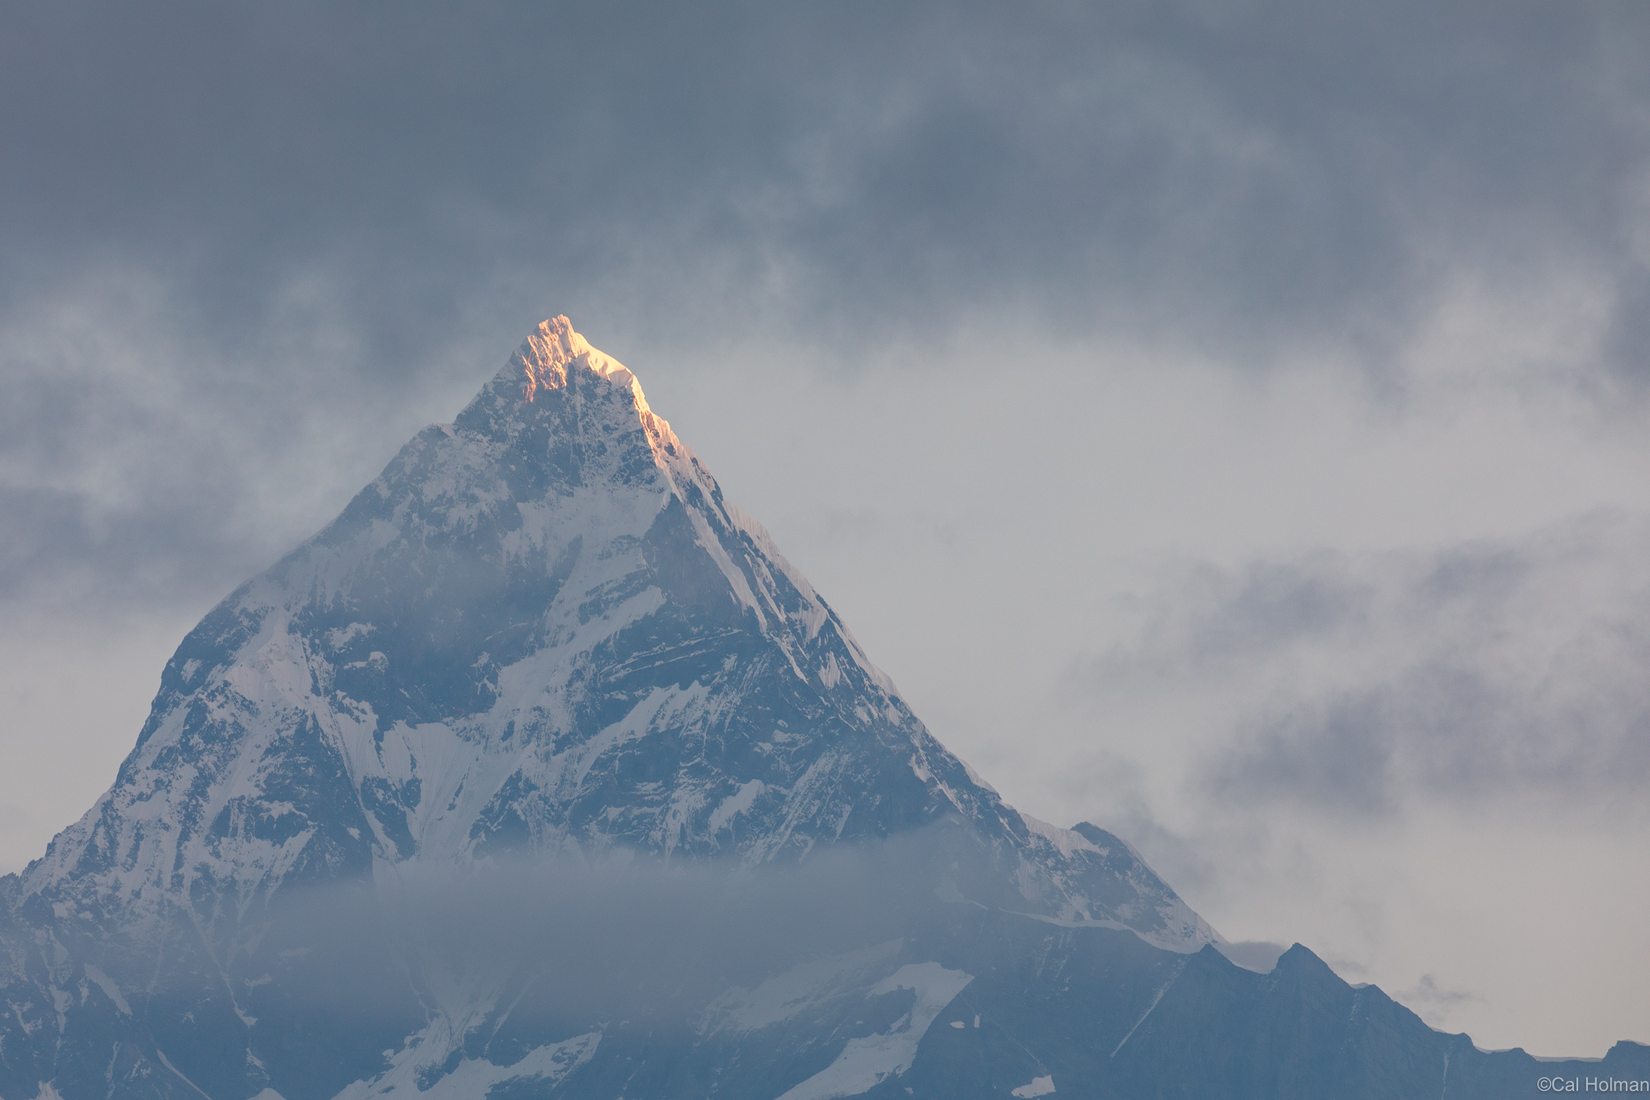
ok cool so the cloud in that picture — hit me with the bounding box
[1208,695,1401,818]
[1217,939,1290,973]
[1401,973,1480,1013]
[1085,554,1376,680]
[115,831,969,1032]
[1042,512,1650,1053]
[4,0,1649,614]
[3,1,1648,366]
[1074,513,1650,818]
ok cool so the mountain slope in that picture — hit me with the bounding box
[16,318,1207,944]
[1,318,1639,1099]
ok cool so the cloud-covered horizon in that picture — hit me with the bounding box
[3,0,1648,1059]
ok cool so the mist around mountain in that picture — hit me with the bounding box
[1,320,1642,1099]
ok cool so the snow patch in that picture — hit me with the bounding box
[1020,813,1103,859]
[703,941,902,1033]
[708,780,766,835]
[336,1025,599,1099]
[775,962,973,1099]
[819,653,842,690]
[324,622,374,649]
[82,965,130,1015]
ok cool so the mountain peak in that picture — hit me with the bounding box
[518,315,643,405]
[19,315,1217,946]
[0,319,1629,1100]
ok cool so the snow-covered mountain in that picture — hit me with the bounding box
[1,319,1643,1098]
[16,317,1207,943]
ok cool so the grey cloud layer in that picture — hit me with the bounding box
[1076,514,1650,818]
[6,0,1649,611]
[5,0,1648,612]
[4,2,1648,357]
[1041,515,1650,1049]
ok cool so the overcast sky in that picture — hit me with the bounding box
[3,0,1648,1057]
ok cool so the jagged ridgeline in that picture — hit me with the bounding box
[2,320,1643,1099]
